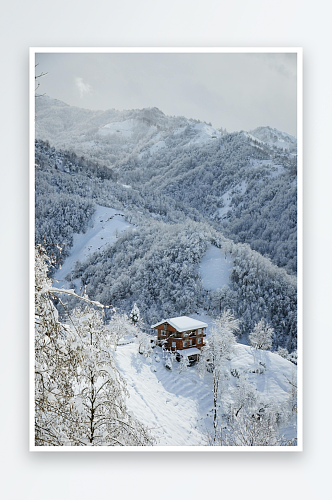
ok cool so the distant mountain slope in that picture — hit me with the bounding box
[35,138,297,350]
[36,96,206,165]
[248,126,297,152]
[121,132,297,274]
[35,96,298,276]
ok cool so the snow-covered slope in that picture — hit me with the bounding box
[199,244,232,290]
[54,205,131,289]
[99,119,143,138]
[114,342,296,446]
[190,122,221,145]
[248,126,297,151]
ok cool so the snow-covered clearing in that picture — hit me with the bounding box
[199,244,232,291]
[114,342,296,446]
[115,343,210,445]
[99,119,157,139]
[248,127,296,151]
[173,122,220,146]
[190,123,221,145]
[245,131,267,147]
[98,119,137,138]
[173,125,187,136]
[54,205,131,288]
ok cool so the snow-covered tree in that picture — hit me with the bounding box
[136,329,153,356]
[284,370,297,416]
[34,245,154,446]
[130,303,140,325]
[222,404,282,446]
[208,377,282,446]
[164,351,176,370]
[206,375,295,446]
[35,245,79,445]
[249,319,274,350]
[288,349,298,365]
[228,377,259,418]
[178,353,190,373]
[108,311,136,351]
[277,346,289,359]
[198,309,239,441]
[69,306,154,445]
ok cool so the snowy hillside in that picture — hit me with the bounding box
[35,98,297,280]
[54,205,132,290]
[199,244,232,290]
[248,126,297,151]
[35,133,297,349]
[114,341,297,446]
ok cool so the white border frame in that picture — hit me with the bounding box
[29,47,303,452]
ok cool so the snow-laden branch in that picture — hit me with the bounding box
[49,287,114,310]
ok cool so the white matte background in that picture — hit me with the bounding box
[0,1,330,498]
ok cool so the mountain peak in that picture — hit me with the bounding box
[249,126,296,150]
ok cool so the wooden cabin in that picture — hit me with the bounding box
[151,316,208,363]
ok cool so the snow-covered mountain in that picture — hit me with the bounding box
[35,136,297,352]
[248,126,297,151]
[34,98,299,447]
[35,99,298,342]
[35,97,223,166]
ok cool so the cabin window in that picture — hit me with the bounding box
[183,341,187,347]
[189,339,192,346]
[172,342,176,348]
[197,338,201,344]
[164,324,167,330]
[198,328,202,334]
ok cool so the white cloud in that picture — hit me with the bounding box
[75,77,92,98]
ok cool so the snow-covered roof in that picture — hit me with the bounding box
[151,316,208,332]
[177,347,201,357]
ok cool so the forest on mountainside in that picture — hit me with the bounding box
[35,130,297,351]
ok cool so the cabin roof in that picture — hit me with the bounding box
[151,316,208,332]
[177,347,201,357]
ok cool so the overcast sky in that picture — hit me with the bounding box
[35,52,297,136]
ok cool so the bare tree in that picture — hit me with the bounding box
[35,64,48,97]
